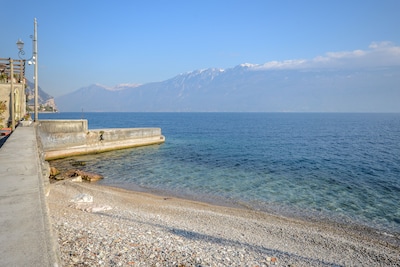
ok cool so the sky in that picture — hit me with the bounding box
[1,0,400,97]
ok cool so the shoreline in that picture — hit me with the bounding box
[47,180,400,266]
[102,180,400,241]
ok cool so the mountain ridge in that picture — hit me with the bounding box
[55,64,400,112]
[26,80,58,112]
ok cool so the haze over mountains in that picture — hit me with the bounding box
[55,63,400,112]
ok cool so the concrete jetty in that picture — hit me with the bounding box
[0,120,165,266]
[38,120,165,160]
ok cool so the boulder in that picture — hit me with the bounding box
[54,175,65,181]
[50,167,60,176]
[66,169,103,182]
[75,170,103,182]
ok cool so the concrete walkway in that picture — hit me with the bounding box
[0,126,60,266]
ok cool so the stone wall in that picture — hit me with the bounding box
[0,83,26,128]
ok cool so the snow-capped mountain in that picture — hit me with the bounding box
[55,64,400,112]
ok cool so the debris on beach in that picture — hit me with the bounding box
[88,205,113,213]
[69,203,113,213]
[70,193,93,203]
[69,193,112,212]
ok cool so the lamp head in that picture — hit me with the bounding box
[16,39,24,51]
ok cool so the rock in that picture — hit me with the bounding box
[65,169,103,182]
[74,170,103,182]
[71,176,82,182]
[65,169,78,177]
[90,205,112,213]
[70,160,86,167]
[50,166,60,177]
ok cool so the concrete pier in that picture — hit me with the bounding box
[38,120,165,160]
[0,126,60,266]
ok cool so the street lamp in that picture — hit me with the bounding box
[16,18,38,122]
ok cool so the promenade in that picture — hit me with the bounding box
[0,125,60,266]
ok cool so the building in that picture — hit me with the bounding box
[0,58,27,129]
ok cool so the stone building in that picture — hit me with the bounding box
[0,58,27,129]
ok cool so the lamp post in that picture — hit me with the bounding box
[16,18,38,122]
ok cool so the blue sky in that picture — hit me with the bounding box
[1,0,400,97]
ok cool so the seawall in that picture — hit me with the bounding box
[0,125,61,266]
[38,120,165,160]
[0,120,166,265]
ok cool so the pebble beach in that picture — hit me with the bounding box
[47,180,400,266]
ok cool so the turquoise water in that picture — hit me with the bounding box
[42,112,400,233]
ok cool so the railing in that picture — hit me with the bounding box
[0,58,25,83]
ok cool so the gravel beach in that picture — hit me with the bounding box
[47,180,400,266]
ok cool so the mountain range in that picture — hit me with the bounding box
[55,64,400,112]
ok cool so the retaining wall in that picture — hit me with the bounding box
[0,120,165,265]
[38,120,165,160]
[0,125,61,266]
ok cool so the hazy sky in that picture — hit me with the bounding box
[1,0,399,97]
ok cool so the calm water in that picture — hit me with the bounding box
[41,112,400,233]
